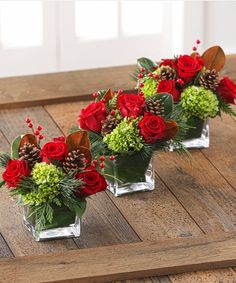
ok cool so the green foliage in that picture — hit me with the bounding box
[103,118,143,153]
[0,180,5,188]
[97,89,107,101]
[142,77,158,98]
[11,177,37,196]
[0,153,11,168]
[11,135,22,159]
[180,86,219,119]
[216,93,236,117]
[107,93,118,111]
[137,57,156,73]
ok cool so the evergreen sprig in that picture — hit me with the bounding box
[216,93,236,117]
[0,153,11,168]
[11,177,37,196]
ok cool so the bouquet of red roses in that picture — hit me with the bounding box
[0,119,107,240]
[76,88,185,196]
[133,41,236,144]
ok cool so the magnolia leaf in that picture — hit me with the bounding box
[137,57,156,72]
[202,46,226,72]
[78,146,92,163]
[103,88,115,104]
[151,93,173,118]
[165,120,179,141]
[19,134,38,149]
[11,135,23,159]
[66,131,91,152]
[190,52,200,59]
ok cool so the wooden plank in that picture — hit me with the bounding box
[0,55,235,109]
[0,65,135,109]
[1,232,236,283]
[0,107,140,252]
[0,234,13,258]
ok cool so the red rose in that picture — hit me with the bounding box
[40,142,68,161]
[53,136,65,142]
[159,58,177,69]
[177,55,204,82]
[75,166,107,196]
[216,77,236,104]
[139,113,166,143]
[79,101,107,133]
[2,160,29,188]
[118,93,145,118]
[157,80,180,102]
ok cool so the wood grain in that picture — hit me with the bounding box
[1,232,236,283]
[0,234,13,258]
[0,107,140,252]
[0,55,235,109]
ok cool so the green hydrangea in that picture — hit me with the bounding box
[180,86,219,119]
[142,77,158,98]
[103,118,143,153]
[23,163,65,205]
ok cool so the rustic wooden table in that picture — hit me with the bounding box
[0,56,235,283]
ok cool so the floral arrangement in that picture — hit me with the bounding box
[75,88,186,188]
[0,118,107,234]
[133,41,236,125]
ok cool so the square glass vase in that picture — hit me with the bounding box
[104,154,154,197]
[182,117,209,149]
[23,205,80,241]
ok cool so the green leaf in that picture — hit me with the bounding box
[137,57,156,73]
[0,180,5,188]
[0,153,11,168]
[150,93,174,118]
[11,135,22,159]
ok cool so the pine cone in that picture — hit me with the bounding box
[101,114,120,136]
[19,143,41,168]
[199,69,220,91]
[63,149,86,173]
[159,66,176,80]
[145,98,164,116]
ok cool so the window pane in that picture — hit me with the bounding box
[75,0,118,41]
[121,1,163,36]
[0,1,43,48]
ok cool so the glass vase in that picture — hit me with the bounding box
[104,153,154,197]
[23,204,80,241]
[182,117,209,149]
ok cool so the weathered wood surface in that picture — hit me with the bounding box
[1,233,236,283]
[0,55,235,109]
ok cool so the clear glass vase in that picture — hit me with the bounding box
[182,117,209,149]
[104,153,154,197]
[23,204,80,241]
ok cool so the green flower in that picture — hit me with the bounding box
[142,77,158,98]
[103,118,143,153]
[180,86,219,119]
[23,163,65,205]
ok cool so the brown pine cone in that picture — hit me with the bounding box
[101,114,120,136]
[19,143,41,168]
[145,98,164,116]
[63,149,86,173]
[159,66,176,80]
[199,69,220,91]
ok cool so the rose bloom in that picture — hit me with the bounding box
[2,160,30,188]
[118,93,145,118]
[40,141,68,161]
[79,101,107,133]
[139,113,166,143]
[216,77,236,104]
[75,166,107,196]
[53,136,65,142]
[157,80,180,102]
[177,55,204,83]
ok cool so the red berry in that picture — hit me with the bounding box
[140,67,145,72]
[109,155,115,161]
[110,109,116,115]
[100,155,105,161]
[148,73,153,78]
[196,39,200,44]
[25,117,31,123]
[91,162,96,167]
[177,79,184,85]
[34,130,39,136]
[99,163,105,169]
[37,125,42,131]
[139,91,144,96]
[138,73,143,79]
[192,46,197,51]
[117,89,123,95]
[139,82,144,88]
[100,98,105,103]
[27,122,33,128]
[92,92,99,98]
[92,159,98,164]
[38,134,44,140]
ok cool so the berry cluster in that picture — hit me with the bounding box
[25,117,44,141]
[91,154,115,169]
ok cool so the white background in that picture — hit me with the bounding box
[0,0,235,78]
